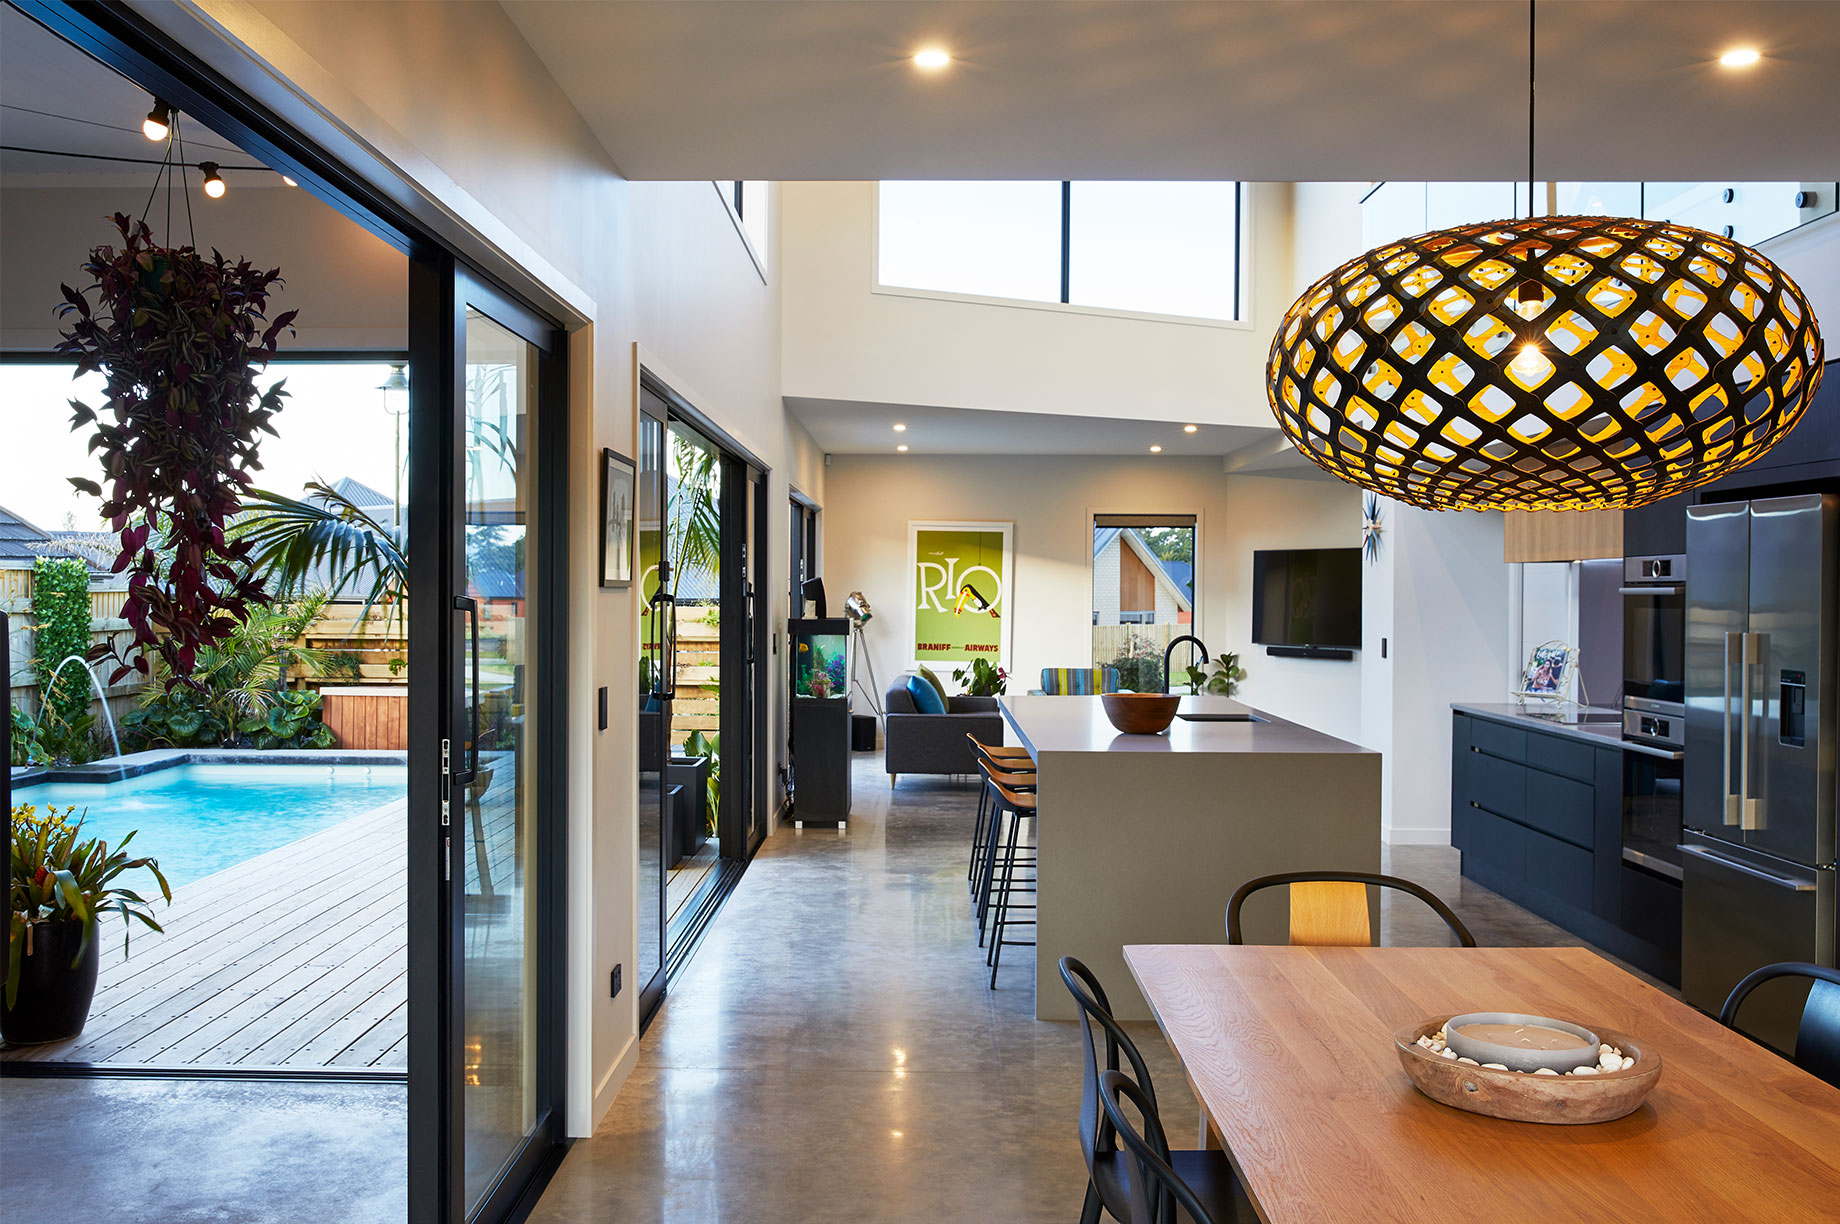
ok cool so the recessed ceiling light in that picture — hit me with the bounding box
[1719,47,1761,68]
[893,423,907,432]
[897,444,909,452]
[913,47,951,70]
[1149,445,1163,453]
[1183,424,1198,433]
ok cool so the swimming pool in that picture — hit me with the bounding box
[14,763,408,888]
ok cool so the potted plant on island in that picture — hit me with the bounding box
[1184,653,1247,697]
[4,804,169,1045]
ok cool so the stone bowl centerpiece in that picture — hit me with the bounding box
[1100,693,1180,735]
[1394,1015,1662,1124]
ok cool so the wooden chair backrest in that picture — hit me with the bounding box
[1288,880,1373,947]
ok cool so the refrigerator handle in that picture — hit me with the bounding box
[1723,631,1741,826]
[1742,632,1766,831]
[1679,843,1815,892]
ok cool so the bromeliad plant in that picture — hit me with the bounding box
[55,213,297,692]
[7,803,170,1009]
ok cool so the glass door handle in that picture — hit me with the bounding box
[455,594,480,786]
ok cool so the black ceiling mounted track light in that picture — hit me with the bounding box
[1265,0,1823,511]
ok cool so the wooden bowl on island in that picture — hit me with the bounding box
[1101,693,1181,735]
[1394,1016,1662,1125]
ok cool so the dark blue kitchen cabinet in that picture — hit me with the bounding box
[1452,710,1680,983]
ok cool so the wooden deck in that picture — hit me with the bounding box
[4,763,524,1072]
[4,793,411,1070]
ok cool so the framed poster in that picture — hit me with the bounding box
[600,447,635,588]
[906,521,1013,673]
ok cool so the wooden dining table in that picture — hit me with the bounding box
[1123,944,1840,1223]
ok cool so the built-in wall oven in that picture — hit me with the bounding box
[1622,553,1686,748]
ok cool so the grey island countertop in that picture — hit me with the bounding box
[1452,702,1683,760]
[999,693,1372,758]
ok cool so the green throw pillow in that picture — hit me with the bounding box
[917,665,950,707]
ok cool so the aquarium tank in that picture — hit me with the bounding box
[792,618,849,699]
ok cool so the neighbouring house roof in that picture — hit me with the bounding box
[328,476,392,508]
[1093,526,1193,611]
[0,504,110,573]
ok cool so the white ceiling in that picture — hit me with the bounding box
[784,395,1321,469]
[503,0,1840,181]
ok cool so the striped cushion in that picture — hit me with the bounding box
[1040,667,1121,695]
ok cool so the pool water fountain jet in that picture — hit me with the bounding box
[47,653,123,760]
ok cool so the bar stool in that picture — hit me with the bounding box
[984,777,1038,986]
[974,759,1036,940]
[967,735,1033,891]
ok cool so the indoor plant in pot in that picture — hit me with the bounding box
[5,803,170,1045]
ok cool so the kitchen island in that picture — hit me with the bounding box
[1000,694,1380,1020]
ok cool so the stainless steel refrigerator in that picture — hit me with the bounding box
[1683,495,1838,1048]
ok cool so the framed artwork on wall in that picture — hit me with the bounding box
[600,447,635,588]
[905,520,1014,674]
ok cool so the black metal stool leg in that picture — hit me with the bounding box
[975,804,1006,945]
[989,809,1025,978]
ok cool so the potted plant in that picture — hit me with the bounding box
[952,657,1009,697]
[1184,653,1247,697]
[5,803,169,1045]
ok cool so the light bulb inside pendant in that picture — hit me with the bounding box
[1510,342,1547,381]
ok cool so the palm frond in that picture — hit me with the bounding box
[238,482,407,628]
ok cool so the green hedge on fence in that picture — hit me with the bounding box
[32,555,93,729]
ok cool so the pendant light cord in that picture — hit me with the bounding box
[1528,0,1536,218]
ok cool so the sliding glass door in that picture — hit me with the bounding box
[411,265,567,1224]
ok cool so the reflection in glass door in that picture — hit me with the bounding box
[460,306,537,1214]
[636,396,669,1024]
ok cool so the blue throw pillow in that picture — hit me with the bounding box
[906,674,947,715]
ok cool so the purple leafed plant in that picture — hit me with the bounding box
[55,214,297,690]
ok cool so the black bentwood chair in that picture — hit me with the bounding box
[1719,962,1840,1089]
[1225,870,1477,948]
[1097,1069,1260,1224]
[1059,957,1246,1224]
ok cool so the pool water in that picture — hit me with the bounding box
[15,764,408,888]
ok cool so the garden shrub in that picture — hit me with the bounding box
[31,556,94,733]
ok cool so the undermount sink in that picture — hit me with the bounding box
[1177,712,1266,723]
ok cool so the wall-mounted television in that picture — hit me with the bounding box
[1251,548,1362,656]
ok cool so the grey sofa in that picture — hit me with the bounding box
[883,674,1003,783]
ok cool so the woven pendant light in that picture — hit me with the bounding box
[1266,8,1825,511]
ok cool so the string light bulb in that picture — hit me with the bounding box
[281,175,298,188]
[142,98,171,142]
[200,162,225,199]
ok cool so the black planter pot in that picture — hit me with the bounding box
[1,919,100,1046]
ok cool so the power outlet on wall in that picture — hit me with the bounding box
[610,964,622,999]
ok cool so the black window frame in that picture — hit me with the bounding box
[877,180,1244,322]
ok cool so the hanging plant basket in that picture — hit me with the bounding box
[55,213,297,690]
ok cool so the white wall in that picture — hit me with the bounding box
[1364,505,1511,842]
[779,180,1293,428]
[180,0,796,1134]
[0,184,406,350]
[819,455,1364,744]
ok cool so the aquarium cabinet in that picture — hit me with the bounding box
[790,617,852,825]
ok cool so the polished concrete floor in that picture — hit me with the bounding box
[530,754,1649,1224]
[0,1075,404,1222]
